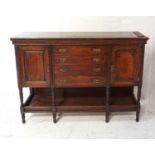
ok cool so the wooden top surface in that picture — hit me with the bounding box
[11,32,148,40]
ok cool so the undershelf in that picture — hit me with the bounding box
[24,87,137,113]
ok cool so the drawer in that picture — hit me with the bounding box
[55,76,106,87]
[54,65,106,76]
[54,56,105,65]
[53,46,107,56]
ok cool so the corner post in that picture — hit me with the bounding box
[136,85,142,122]
[52,86,57,123]
[105,86,110,122]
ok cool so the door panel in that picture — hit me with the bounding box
[19,46,50,87]
[111,45,142,85]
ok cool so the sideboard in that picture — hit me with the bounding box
[10,32,148,123]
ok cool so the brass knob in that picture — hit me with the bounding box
[93,48,101,53]
[40,76,44,80]
[28,76,31,81]
[59,48,66,53]
[93,79,100,83]
[93,58,100,63]
[93,67,101,72]
[60,68,68,73]
[60,58,67,63]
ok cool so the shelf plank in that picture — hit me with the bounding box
[24,94,137,112]
[57,97,106,112]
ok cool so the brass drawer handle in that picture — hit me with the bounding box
[39,52,43,56]
[92,79,100,83]
[60,68,68,73]
[60,58,67,63]
[93,48,101,53]
[59,48,67,53]
[93,58,100,63]
[61,79,67,85]
[93,67,101,72]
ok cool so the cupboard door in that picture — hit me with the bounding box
[111,45,142,85]
[19,46,50,87]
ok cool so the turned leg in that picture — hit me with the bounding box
[105,111,110,123]
[136,85,142,122]
[52,86,57,123]
[106,87,110,123]
[19,87,25,124]
[30,88,34,95]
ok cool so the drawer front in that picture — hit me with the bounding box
[53,46,107,56]
[54,56,105,65]
[53,45,109,87]
[55,76,106,87]
[54,65,106,76]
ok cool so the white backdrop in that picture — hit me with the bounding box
[0,0,155,150]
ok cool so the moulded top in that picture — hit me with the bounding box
[11,31,148,40]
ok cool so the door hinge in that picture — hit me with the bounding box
[46,65,50,73]
[111,65,115,72]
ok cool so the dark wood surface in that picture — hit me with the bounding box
[11,32,148,123]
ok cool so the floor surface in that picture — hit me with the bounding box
[0,95,155,139]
